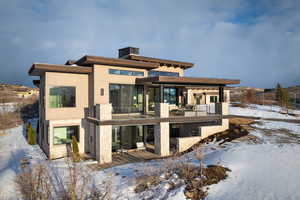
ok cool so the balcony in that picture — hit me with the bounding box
[86,103,226,126]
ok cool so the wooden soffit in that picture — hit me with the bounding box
[28,63,92,76]
[127,55,194,69]
[75,55,159,69]
[136,76,240,86]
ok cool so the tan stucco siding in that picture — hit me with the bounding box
[48,119,85,159]
[187,89,230,104]
[93,65,148,105]
[45,72,89,120]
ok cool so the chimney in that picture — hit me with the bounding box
[118,47,139,58]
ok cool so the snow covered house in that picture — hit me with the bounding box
[28,47,240,163]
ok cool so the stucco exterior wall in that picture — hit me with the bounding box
[187,89,230,105]
[93,65,148,105]
[45,72,89,120]
[200,119,229,139]
[176,136,202,152]
[48,119,85,159]
[175,119,229,152]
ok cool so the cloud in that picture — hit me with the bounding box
[0,0,299,88]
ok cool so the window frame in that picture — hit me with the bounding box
[49,86,76,108]
[53,125,80,145]
[109,84,144,114]
[148,70,179,77]
[109,69,144,77]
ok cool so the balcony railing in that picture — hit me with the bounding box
[169,104,217,117]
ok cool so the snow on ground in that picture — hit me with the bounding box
[1,105,300,199]
[206,143,300,200]
[253,120,300,134]
[0,122,46,199]
[230,104,300,119]
[0,103,17,113]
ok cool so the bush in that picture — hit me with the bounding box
[16,160,112,200]
[72,136,80,162]
[27,123,36,145]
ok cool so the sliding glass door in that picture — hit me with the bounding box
[109,84,144,113]
[112,125,144,151]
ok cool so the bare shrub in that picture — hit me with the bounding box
[15,163,53,200]
[16,159,112,200]
[243,89,257,104]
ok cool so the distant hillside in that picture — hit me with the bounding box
[0,83,39,103]
[229,85,300,106]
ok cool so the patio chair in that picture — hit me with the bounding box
[136,142,146,151]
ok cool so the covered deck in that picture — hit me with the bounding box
[136,76,239,116]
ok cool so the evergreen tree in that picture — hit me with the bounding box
[71,136,80,162]
[281,89,290,108]
[27,123,36,145]
[275,83,283,103]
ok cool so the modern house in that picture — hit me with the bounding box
[29,47,240,163]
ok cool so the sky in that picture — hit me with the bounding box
[0,0,299,88]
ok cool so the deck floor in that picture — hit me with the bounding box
[88,150,163,170]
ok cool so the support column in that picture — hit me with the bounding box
[144,85,149,114]
[95,104,112,164]
[216,102,229,115]
[160,85,164,103]
[154,103,170,156]
[219,86,225,102]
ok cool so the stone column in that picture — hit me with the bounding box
[215,102,229,115]
[154,103,170,156]
[95,104,112,164]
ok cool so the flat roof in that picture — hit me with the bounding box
[136,76,240,86]
[28,63,92,76]
[127,55,194,69]
[75,55,159,69]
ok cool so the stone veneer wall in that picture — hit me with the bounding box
[154,103,170,156]
[95,104,112,164]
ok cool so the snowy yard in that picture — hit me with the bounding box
[1,104,300,199]
[230,104,300,119]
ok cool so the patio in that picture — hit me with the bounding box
[88,150,166,170]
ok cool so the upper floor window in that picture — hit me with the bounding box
[148,70,179,77]
[49,86,75,108]
[109,69,144,76]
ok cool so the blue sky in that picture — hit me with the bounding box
[0,0,299,88]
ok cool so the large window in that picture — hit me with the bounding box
[53,126,79,145]
[112,125,143,151]
[109,84,144,113]
[109,69,144,76]
[148,87,160,111]
[164,87,178,105]
[149,70,179,77]
[49,86,75,108]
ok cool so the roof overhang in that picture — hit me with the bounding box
[75,55,159,69]
[136,76,240,86]
[127,55,194,69]
[28,63,92,76]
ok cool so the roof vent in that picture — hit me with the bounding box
[118,47,139,58]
